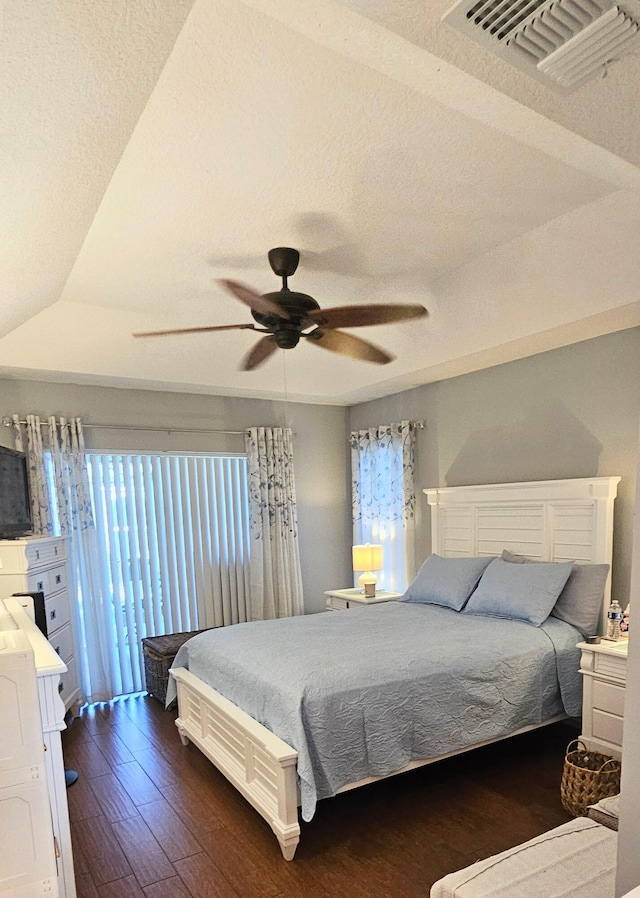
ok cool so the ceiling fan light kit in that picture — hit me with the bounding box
[133,247,428,370]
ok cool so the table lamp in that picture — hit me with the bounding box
[352,544,383,595]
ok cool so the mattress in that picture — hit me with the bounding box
[429,817,617,898]
[168,602,582,821]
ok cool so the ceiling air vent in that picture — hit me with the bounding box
[442,0,640,91]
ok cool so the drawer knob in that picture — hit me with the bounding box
[50,609,56,620]
[37,581,44,591]
[58,681,64,693]
[54,546,58,556]
[54,646,60,655]
[55,574,61,584]
[36,550,40,560]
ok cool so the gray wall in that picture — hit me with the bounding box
[349,327,640,610]
[616,423,640,895]
[3,326,639,613]
[0,378,352,613]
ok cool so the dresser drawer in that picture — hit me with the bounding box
[593,650,627,681]
[27,569,49,596]
[48,622,74,664]
[592,708,624,748]
[24,538,65,569]
[593,679,625,717]
[45,590,70,633]
[26,563,67,599]
[48,564,67,595]
[326,596,367,610]
[58,656,78,706]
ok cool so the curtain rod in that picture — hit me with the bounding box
[351,419,425,430]
[2,417,249,436]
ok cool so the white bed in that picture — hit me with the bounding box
[170,476,620,860]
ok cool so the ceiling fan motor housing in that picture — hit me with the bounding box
[252,290,321,350]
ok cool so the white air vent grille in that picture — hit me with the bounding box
[465,0,552,41]
[443,0,640,91]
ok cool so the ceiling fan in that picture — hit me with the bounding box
[133,247,428,371]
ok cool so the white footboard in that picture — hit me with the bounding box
[171,667,301,860]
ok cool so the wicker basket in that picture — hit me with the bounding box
[560,739,621,817]
[142,630,206,707]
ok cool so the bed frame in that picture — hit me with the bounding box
[171,476,620,860]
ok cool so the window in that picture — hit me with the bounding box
[82,452,251,696]
[350,422,417,593]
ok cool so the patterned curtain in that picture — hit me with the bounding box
[12,414,94,534]
[12,414,54,534]
[13,414,111,702]
[350,420,418,593]
[245,427,304,620]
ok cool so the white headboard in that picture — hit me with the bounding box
[424,477,621,628]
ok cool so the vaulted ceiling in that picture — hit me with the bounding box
[2,0,639,405]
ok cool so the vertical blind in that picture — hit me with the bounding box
[86,453,251,697]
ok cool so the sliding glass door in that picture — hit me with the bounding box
[83,453,251,696]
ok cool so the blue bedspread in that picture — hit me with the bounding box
[168,603,581,821]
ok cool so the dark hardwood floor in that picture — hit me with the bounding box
[63,696,577,897]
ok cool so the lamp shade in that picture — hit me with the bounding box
[352,544,383,573]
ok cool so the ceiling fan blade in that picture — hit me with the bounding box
[305,328,394,365]
[133,323,258,338]
[218,278,290,320]
[309,303,427,330]
[241,335,278,371]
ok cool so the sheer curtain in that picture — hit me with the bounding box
[245,427,304,619]
[12,415,112,702]
[350,420,418,593]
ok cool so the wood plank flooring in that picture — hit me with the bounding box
[63,696,577,897]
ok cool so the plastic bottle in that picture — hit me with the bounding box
[607,599,623,640]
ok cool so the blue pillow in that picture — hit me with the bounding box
[402,554,495,611]
[501,550,609,637]
[463,557,574,626]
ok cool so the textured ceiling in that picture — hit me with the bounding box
[337,0,640,167]
[1,0,639,405]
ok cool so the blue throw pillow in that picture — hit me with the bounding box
[402,554,495,612]
[463,556,574,626]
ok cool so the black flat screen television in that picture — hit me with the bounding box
[0,446,33,538]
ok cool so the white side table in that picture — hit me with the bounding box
[325,588,403,611]
[577,638,628,759]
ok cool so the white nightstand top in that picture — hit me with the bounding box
[577,638,629,657]
[324,588,403,605]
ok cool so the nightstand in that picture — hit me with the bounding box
[324,588,403,611]
[578,639,628,759]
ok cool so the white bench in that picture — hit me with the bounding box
[430,816,617,898]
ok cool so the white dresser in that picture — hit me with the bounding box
[0,536,80,712]
[0,596,76,897]
[578,639,628,759]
